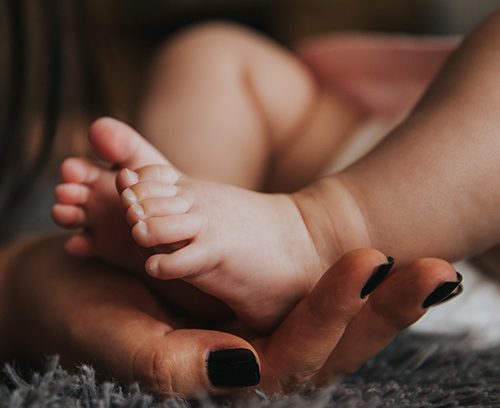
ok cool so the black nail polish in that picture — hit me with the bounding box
[422,271,464,308]
[207,348,260,388]
[360,256,395,298]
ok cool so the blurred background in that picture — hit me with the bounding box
[86,0,500,118]
[1,0,500,241]
[3,0,500,140]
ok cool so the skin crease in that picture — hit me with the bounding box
[334,10,500,265]
[0,234,459,396]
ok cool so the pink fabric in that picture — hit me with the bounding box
[296,33,460,117]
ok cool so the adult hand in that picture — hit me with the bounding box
[2,235,461,397]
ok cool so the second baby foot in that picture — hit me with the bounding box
[52,118,168,270]
[118,163,325,332]
[52,156,145,270]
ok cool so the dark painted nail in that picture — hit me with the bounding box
[422,271,463,308]
[207,348,260,388]
[360,256,395,298]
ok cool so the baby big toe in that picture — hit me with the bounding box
[65,233,95,258]
[136,165,180,184]
[60,157,101,185]
[52,204,87,228]
[131,214,202,248]
[88,117,168,170]
[145,244,210,280]
[55,183,90,206]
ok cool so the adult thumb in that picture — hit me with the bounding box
[129,328,261,397]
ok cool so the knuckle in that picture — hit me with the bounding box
[280,369,317,393]
[132,345,175,395]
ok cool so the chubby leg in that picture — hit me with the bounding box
[139,24,458,192]
[302,8,500,269]
[137,22,364,192]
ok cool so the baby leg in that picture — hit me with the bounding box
[137,22,364,192]
[302,8,500,268]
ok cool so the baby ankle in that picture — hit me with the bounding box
[293,176,372,271]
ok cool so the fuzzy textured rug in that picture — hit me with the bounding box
[2,332,500,408]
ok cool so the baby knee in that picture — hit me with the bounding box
[159,21,258,58]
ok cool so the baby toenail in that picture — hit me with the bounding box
[122,188,137,204]
[166,167,180,183]
[136,220,148,235]
[124,168,139,184]
[131,204,145,219]
[165,184,179,197]
[146,258,159,276]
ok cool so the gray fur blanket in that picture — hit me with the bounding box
[1,332,499,407]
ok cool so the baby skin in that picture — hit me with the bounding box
[51,16,500,332]
[54,119,331,332]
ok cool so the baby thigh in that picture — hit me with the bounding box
[138,22,361,192]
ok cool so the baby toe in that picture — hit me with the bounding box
[65,233,95,258]
[54,183,90,206]
[131,214,202,248]
[143,196,193,217]
[121,182,178,205]
[126,197,192,225]
[145,244,210,280]
[126,203,146,225]
[116,168,139,192]
[88,117,168,169]
[52,204,87,228]
[135,165,180,184]
[60,158,101,185]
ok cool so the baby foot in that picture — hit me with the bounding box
[118,162,326,332]
[54,118,367,333]
[52,118,235,320]
[52,118,168,270]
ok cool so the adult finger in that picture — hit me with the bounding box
[259,248,389,393]
[315,257,462,383]
[68,281,261,397]
[11,240,261,398]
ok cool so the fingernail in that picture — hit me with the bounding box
[122,188,137,204]
[422,271,463,308]
[124,168,139,184]
[136,220,148,235]
[207,348,260,388]
[360,256,394,298]
[130,203,145,219]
